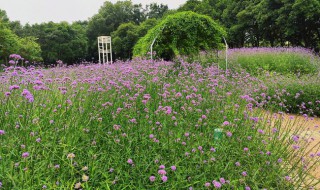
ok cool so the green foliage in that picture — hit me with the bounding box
[0,21,42,64]
[178,0,320,51]
[22,22,88,64]
[86,1,146,59]
[18,37,43,62]
[111,22,139,59]
[0,9,9,24]
[286,0,320,50]
[178,0,202,12]
[146,3,169,19]
[111,19,159,60]
[264,75,320,116]
[233,52,319,75]
[0,22,21,63]
[133,11,226,60]
[136,18,158,37]
[9,21,24,36]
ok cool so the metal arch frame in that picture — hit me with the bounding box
[149,25,228,72]
[223,37,228,72]
[150,25,166,60]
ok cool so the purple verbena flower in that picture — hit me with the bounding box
[161,175,168,182]
[223,121,230,126]
[158,169,166,175]
[242,171,247,176]
[149,176,156,182]
[22,152,29,158]
[212,180,222,188]
[127,159,133,165]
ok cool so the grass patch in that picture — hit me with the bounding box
[228,47,320,75]
[261,74,320,116]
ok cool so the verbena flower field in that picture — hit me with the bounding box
[0,49,319,189]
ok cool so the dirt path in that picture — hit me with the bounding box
[263,111,320,188]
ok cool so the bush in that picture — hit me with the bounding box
[133,11,226,60]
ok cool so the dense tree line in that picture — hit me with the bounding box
[86,1,169,61]
[20,21,89,64]
[0,10,42,64]
[179,0,320,51]
[1,0,319,64]
[1,1,169,64]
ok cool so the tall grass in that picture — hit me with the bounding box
[228,47,320,75]
[261,74,320,116]
[192,47,320,75]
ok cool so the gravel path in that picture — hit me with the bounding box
[264,111,320,188]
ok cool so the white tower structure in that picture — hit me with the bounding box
[98,36,112,64]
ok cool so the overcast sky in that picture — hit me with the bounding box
[0,0,187,25]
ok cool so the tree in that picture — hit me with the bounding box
[178,0,202,12]
[236,0,261,47]
[111,22,139,59]
[146,3,169,19]
[133,11,226,60]
[177,0,320,51]
[0,22,42,64]
[9,21,24,36]
[286,0,320,50]
[177,0,246,48]
[86,1,146,60]
[111,19,159,60]
[21,22,88,64]
[0,9,9,23]
[18,37,42,62]
[254,0,285,46]
[0,23,21,64]
[136,18,159,37]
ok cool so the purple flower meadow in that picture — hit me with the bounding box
[0,55,319,189]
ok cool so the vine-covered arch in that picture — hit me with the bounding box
[133,11,226,60]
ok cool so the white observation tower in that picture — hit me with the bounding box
[98,36,112,64]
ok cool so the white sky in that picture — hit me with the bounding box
[0,0,187,25]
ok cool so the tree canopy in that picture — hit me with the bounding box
[20,21,88,64]
[178,0,320,51]
[111,19,158,60]
[86,1,146,59]
[0,17,42,64]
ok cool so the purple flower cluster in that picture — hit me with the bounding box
[21,89,34,103]
[9,54,22,60]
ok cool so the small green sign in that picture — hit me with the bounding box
[214,128,223,141]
